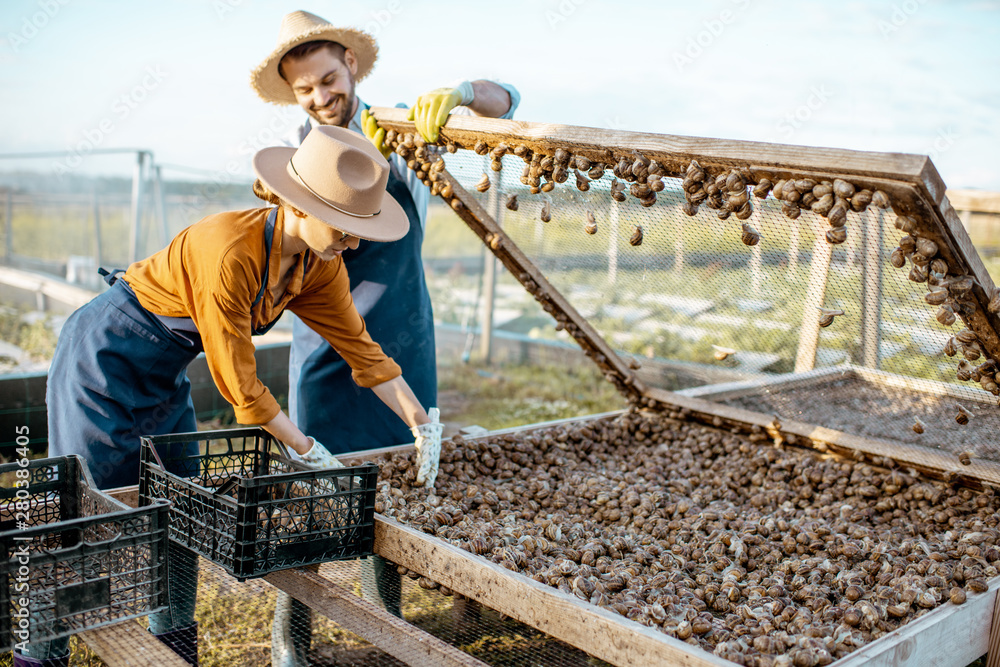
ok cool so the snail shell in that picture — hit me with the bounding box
[491,143,509,159]
[899,234,917,254]
[812,181,834,198]
[741,223,760,246]
[630,182,652,198]
[833,179,856,199]
[772,179,787,200]
[713,345,737,361]
[950,587,967,604]
[753,179,773,198]
[872,190,891,208]
[781,202,801,220]
[818,307,844,328]
[585,210,597,235]
[574,156,591,171]
[909,263,929,283]
[944,337,957,357]
[989,287,1000,314]
[726,171,747,193]
[936,304,956,326]
[513,144,529,157]
[781,186,802,203]
[955,405,973,425]
[491,159,503,172]
[505,194,519,211]
[826,227,847,244]
[827,204,848,227]
[648,175,665,192]
[540,181,555,193]
[930,258,949,277]
[718,208,732,220]
[968,578,988,593]
[449,197,463,212]
[629,225,643,246]
[553,148,570,164]
[956,359,972,381]
[440,182,453,198]
[475,173,491,193]
[735,201,754,220]
[800,192,817,209]
[686,160,706,182]
[956,328,978,344]
[540,201,551,223]
[895,215,917,234]
[912,418,926,434]
[925,288,949,306]
[474,140,489,155]
[682,201,699,217]
[851,189,873,212]
[728,190,749,208]
[539,155,555,172]
[890,247,906,268]
[915,237,939,258]
[575,170,590,192]
[812,193,834,215]
[794,178,817,193]
[639,192,657,208]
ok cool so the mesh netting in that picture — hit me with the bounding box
[437,148,1000,470]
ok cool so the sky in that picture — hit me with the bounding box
[1,0,999,191]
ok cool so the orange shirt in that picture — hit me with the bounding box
[123,207,401,425]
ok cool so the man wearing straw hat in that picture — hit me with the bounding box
[251,10,519,666]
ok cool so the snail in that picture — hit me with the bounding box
[735,201,754,220]
[475,173,491,193]
[540,201,551,223]
[574,155,591,171]
[638,192,657,208]
[989,287,1000,313]
[491,158,503,172]
[812,181,833,198]
[950,587,967,605]
[781,202,800,220]
[826,227,847,244]
[890,248,906,268]
[818,307,844,328]
[647,175,665,192]
[812,194,834,216]
[909,263,929,283]
[588,164,605,180]
[575,170,590,192]
[752,179,773,198]
[474,140,489,156]
[584,210,597,235]
[955,404,973,425]
[955,328,977,344]
[911,418,926,434]
[944,337,957,357]
[895,216,917,234]
[712,345,737,361]
[827,205,848,228]
[686,159,707,182]
[850,190,873,212]
[741,223,760,246]
[915,237,938,259]
[872,190,891,209]
[794,178,817,193]
[936,304,956,326]
[505,194,519,211]
[513,144,529,158]
[541,181,555,193]
[629,225,643,246]
[718,209,731,220]
[491,143,509,159]
[682,202,699,216]
[925,288,949,306]
[833,179,856,199]
[611,178,626,202]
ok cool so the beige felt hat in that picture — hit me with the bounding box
[253,125,408,242]
[251,10,378,105]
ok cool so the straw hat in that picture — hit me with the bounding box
[251,10,378,105]
[253,125,408,242]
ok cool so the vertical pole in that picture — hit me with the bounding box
[4,189,12,260]
[749,206,763,293]
[154,165,169,248]
[608,200,619,286]
[479,177,499,364]
[129,151,145,265]
[793,230,834,373]
[673,211,684,274]
[788,219,800,274]
[859,208,884,368]
[92,193,103,271]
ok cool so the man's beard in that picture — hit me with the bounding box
[309,77,356,128]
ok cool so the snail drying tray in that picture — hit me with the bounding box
[371,107,1000,489]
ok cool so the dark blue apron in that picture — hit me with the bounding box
[288,148,437,453]
[46,208,279,490]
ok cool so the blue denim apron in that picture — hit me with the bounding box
[46,208,280,490]
[289,159,437,452]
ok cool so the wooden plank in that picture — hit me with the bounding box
[988,585,1000,667]
[643,385,1000,486]
[859,208,884,369]
[831,577,1000,667]
[852,366,998,407]
[947,189,1000,215]
[80,620,191,666]
[369,107,938,193]
[374,516,735,667]
[678,366,851,402]
[793,231,834,373]
[264,568,488,667]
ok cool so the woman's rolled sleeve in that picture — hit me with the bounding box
[352,357,402,388]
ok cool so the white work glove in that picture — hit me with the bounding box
[298,437,354,492]
[412,408,443,488]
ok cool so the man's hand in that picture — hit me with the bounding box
[361,109,392,160]
[407,88,463,143]
[412,407,443,487]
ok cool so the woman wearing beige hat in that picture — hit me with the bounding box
[40,125,442,667]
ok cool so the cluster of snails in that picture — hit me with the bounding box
[373,410,1000,666]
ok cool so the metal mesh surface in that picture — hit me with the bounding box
[439,148,1000,470]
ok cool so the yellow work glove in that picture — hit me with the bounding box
[407,86,466,143]
[360,109,392,160]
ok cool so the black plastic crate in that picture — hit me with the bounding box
[138,428,378,580]
[0,456,169,652]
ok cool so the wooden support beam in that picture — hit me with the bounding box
[80,621,191,667]
[833,578,1000,667]
[793,231,833,373]
[264,567,489,667]
[374,516,734,667]
[946,189,1000,215]
[988,586,1000,667]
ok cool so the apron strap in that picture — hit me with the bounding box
[252,206,278,308]
[98,267,127,287]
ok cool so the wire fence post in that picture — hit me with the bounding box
[129,151,145,265]
[3,189,12,261]
[479,175,499,364]
[153,164,169,247]
[859,208,884,369]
